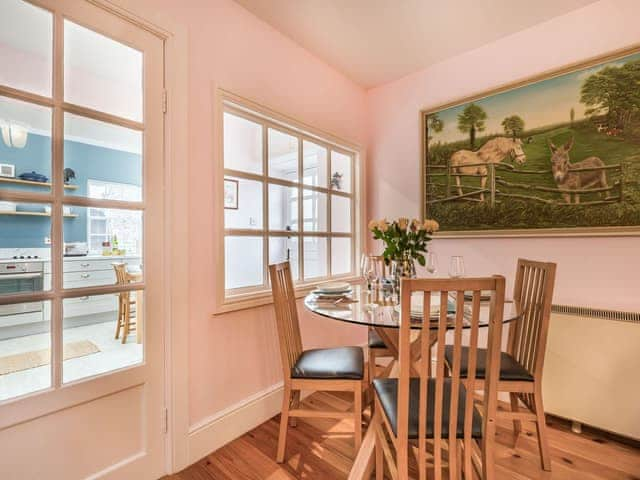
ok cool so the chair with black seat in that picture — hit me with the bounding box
[373,276,506,480]
[444,258,556,471]
[269,261,364,463]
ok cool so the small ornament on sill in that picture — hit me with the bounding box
[331,172,343,190]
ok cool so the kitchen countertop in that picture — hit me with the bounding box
[0,254,142,264]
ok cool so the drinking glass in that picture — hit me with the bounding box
[361,254,379,291]
[426,252,438,275]
[449,256,465,278]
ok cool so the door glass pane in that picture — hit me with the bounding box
[269,236,298,281]
[303,190,327,232]
[268,129,298,181]
[0,203,51,295]
[224,177,262,229]
[331,195,351,233]
[303,237,327,280]
[62,292,143,384]
[64,113,142,199]
[0,300,51,401]
[0,0,52,97]
[224,112,263,174]
[269,184,298,231]
[64,20,143,121]
[303,141,327,187]
[63,205,143,288]
[0,96,52,194]
[331,237,351,275]
[331,151,352,193]
[225,236,263,290]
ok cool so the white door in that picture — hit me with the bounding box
[0,0,166,478]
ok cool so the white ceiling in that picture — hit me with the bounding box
[233,0,598,88]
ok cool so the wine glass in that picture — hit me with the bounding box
[361,254,379,292]
[449,256,465,278]
[425,252,438,275]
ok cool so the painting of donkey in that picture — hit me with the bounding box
[450,136,526,201]
[548,137,610,204]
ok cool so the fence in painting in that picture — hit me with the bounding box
[426,161,624,207]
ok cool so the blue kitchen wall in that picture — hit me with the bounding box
[0,132,141,248]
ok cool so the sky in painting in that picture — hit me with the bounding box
[428,52,640,145]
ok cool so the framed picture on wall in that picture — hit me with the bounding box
[422,47,640,237]
[224,178,239,210]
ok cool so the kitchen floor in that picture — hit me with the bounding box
[0,320,143,402]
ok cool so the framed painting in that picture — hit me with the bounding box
[224,178,239,210]
[422,47,640,237]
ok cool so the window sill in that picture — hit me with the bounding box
[212,276,364,315]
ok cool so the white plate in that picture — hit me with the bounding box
[311,289,352,298]
[315,281,351,293]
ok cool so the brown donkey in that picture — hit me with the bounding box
[548,137,609,204]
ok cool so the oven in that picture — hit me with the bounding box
[0,261,45,316]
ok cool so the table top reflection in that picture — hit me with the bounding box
[304,284,520,330]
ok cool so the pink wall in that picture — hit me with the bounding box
[367,0,640,311]
[135,0,368,425]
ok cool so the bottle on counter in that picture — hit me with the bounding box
[112,234,119,256]
[102,240,111,256]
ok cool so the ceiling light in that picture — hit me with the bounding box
[0,121,29,149]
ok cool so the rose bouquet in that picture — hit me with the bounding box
[368,217,439,267]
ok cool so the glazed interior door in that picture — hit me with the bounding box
[0,1,166,478]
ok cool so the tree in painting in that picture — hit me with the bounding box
[501,115,525,139]
[427,113,444,141]
[457,103,487,148]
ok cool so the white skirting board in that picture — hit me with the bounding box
[542,311,640,440]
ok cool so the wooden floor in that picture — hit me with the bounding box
[166,391,640,480]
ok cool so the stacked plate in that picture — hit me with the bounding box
[393,292,457,319]
[310,281,353,300]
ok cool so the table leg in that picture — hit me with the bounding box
[136,290,144,344]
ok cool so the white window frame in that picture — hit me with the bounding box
[215,92,365,313]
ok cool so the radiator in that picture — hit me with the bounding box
[542,305,640,440]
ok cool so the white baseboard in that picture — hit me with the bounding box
[187,382,285,464]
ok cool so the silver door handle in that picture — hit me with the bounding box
[81,263,90,267]
[80,273,90,279]
[0,273,43,280]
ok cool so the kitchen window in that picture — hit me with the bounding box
[221,97,361,308]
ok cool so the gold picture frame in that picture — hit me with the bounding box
[421,45,640,238]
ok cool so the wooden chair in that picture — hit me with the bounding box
[269,261,365,463]
[444,258,556,471]
[373,276,506,480]
[113,262,137,344]
[366,255,393,383]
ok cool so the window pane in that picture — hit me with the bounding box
[331,151,352,193]
[268,129,298,181]
[303,141,327,188]
[331,195,352,233]
[0,0,52,97]
[269,184,298,231]
[224,112,262,174]
[0,96,52,194]
[224,177,262,229]
[63,205,143,288]
[331,237,351,275]
[62,292,143,384]
[225,236,263,290]
[0,203,51,296]
[0,300,51,401]
[64,113,142,199]
[303,237,327,280]
[269,236,298,281]
[303,189,327,232]
[64,20,143,121]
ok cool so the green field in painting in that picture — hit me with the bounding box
[427,122,640,231]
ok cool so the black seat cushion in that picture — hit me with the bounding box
[373,378,483,439]
[444,346,533,382]
[292,347,364,380]
[368,329,387,349]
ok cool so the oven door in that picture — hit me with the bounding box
[0,272,44,316]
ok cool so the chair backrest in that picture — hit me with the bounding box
[269,261,303,381]
[397,276,506,478]
[508,259,557,380]
[112,263,128,285]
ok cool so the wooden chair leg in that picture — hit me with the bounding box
[375,420,384,480]
[115,295,123,339]
[354,382,363,451]
[533,388,552,471]
[289,390,300,427]
[277,383,292,463]
[121,299,130,344]
[509,392,522,441]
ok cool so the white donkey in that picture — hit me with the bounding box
[450,137,527,201]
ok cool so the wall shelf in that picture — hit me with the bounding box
[0,177,79,190]
[0,211,78,218]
